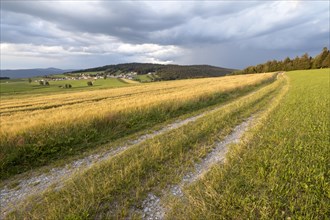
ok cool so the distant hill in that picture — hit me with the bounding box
[0,68,76,79]
[70,63,236,80]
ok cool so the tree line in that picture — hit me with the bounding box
[233,47,330,75]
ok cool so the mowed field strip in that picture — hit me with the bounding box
[166,69,329,219]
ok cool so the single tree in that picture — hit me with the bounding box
[283,57,292,71]
[28,78,32,83]
[313,47,329,69]
[298,53,311,70]
[321,52,330,68]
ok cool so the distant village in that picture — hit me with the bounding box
[41,71,139,82]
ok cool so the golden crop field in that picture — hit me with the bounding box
[1,73,274,138]
[0,73,275,178]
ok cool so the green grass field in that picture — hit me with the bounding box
[68,71,105,76]
[167,69,330,219]
[0,78,132,96]
[49,74,69,78]
[136,74,153,82]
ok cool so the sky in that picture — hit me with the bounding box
[1,0,329,70]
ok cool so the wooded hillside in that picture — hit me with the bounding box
[70,63,236,80]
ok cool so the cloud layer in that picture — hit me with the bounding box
[1,1,329,69]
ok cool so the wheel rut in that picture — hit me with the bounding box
[140,115,255,220]
[0,102,230,217]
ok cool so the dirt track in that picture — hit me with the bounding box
[140,115,255,220]
[0,101,231,217]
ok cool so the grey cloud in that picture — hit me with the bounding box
[1,1,329,69]
[2,1,328,46]
[1,1,189,44]
[1,1,271,45]
[177,42,323,69]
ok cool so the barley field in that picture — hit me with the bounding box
[0,73,275,179]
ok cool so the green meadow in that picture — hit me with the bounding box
[167,69,330,219]
[0,78,133,96]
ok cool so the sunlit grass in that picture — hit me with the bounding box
[166,69,329,219]
[0,78,131,95]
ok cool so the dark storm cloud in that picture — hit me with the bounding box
[1,1,329,69]
[1,1,188,44]
[1,1,271,45]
